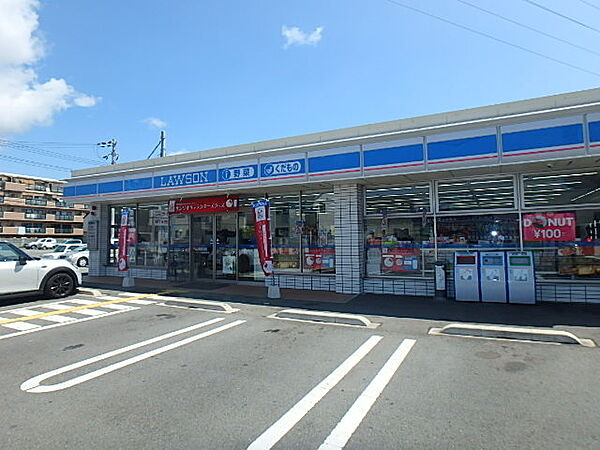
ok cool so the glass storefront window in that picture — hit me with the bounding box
[168,214,190,281]
[523,171,600,207]
[365,184,430,215]
[523,209,600,279]
[436,214,520,249]
[270,193,301,272]
[436,214,520,267]
[238,210,262,281]
[301,191,335,273]
[437,177,515,211]
[365,217,434,277]
[136,203,169,267]
[108,205,136,265]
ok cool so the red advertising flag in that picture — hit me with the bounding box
[168,196,239,214]
[522,212,576,242]
[117,209,130,272]
[252,199,274,275]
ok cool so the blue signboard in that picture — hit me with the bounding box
[153,169,217,189]
[261,159,305,178]
[219,165,258,182]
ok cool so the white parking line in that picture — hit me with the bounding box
[247,335,383,450]
[319,339,416,450]
[21,318,245,393]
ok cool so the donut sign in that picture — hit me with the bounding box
[522,212,576,242]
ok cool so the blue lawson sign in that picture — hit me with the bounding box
[219,165,258,182]
[154,169,217,188]
[261,159,305,178]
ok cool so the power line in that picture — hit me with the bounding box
[0,139,101,165]
[577,0,600,12]
[383,0,600,78]
[457,0,600,57]
[0,154,71,172]
[522,0,600,35]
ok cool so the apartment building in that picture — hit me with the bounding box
[0,173,86,239]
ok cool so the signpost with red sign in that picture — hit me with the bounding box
[523,212,576,242]
[117,209,130,272]
[168,196,239,215]
[252,199,274,276]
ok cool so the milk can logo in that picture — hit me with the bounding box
[220,165,256,181]
[262,160,304,177]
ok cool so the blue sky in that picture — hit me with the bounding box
[1,0,599,178]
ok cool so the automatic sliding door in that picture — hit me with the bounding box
[191,215,214,280]
[215,213,237,280]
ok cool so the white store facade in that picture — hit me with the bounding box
[66,88,600,304]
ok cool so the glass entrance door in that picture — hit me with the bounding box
[215,213,237,280]
[191,215,214,280]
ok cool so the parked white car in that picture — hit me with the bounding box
[0,241,81,298]
[58,239,84,246]
[66,247,89,268]
[41,244,85,260]
[24,238,57,250]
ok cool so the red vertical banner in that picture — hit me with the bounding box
[252,199,274,275]
[117,209,130,272]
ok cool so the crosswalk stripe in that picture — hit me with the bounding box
[65,299,96,306]
[97,296,123,301]
[117,292,146,297]
[69,308,105,316]
[9,309,45,316]
[0,319,40,331]
[100,304,133,311]
[35,314,75,323]
[125,299,155,305]
[37,304,73,311]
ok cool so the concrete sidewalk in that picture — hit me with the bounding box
[82,276,600,340]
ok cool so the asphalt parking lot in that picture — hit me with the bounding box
[0,288,599,449]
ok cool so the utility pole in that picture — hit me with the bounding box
[147,131,167,159]
[97,139,118,164]
[159,130,166,157]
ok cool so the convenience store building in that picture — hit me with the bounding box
[66,88,600,303]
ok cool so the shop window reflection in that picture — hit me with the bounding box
[524,209,600,279]
[365,217,434,277]
[301,192,335,273]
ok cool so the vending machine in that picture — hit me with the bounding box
[506,251,536,304]
[454,252,480,302]
[479,251,507,303]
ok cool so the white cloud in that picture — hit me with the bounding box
[0,0,99,135]
[281,25,324,49]
[141,117,167,129]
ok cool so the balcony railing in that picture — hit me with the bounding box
[55,201,75,208]
[0,182,4,190]
[0,196,3,204]
[25,213,46,220]
[25,227,45,233]
[54,227,74,234]
[32,184,47,192]
[25,198,48,206]
[51,186,64,193]
[0,211,3,218]
[55,214,74,221]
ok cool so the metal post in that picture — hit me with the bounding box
[159,131,166,157]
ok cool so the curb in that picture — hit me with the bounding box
[270,309,379,328]
[153,296,239,314]
[429,323,596,347]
